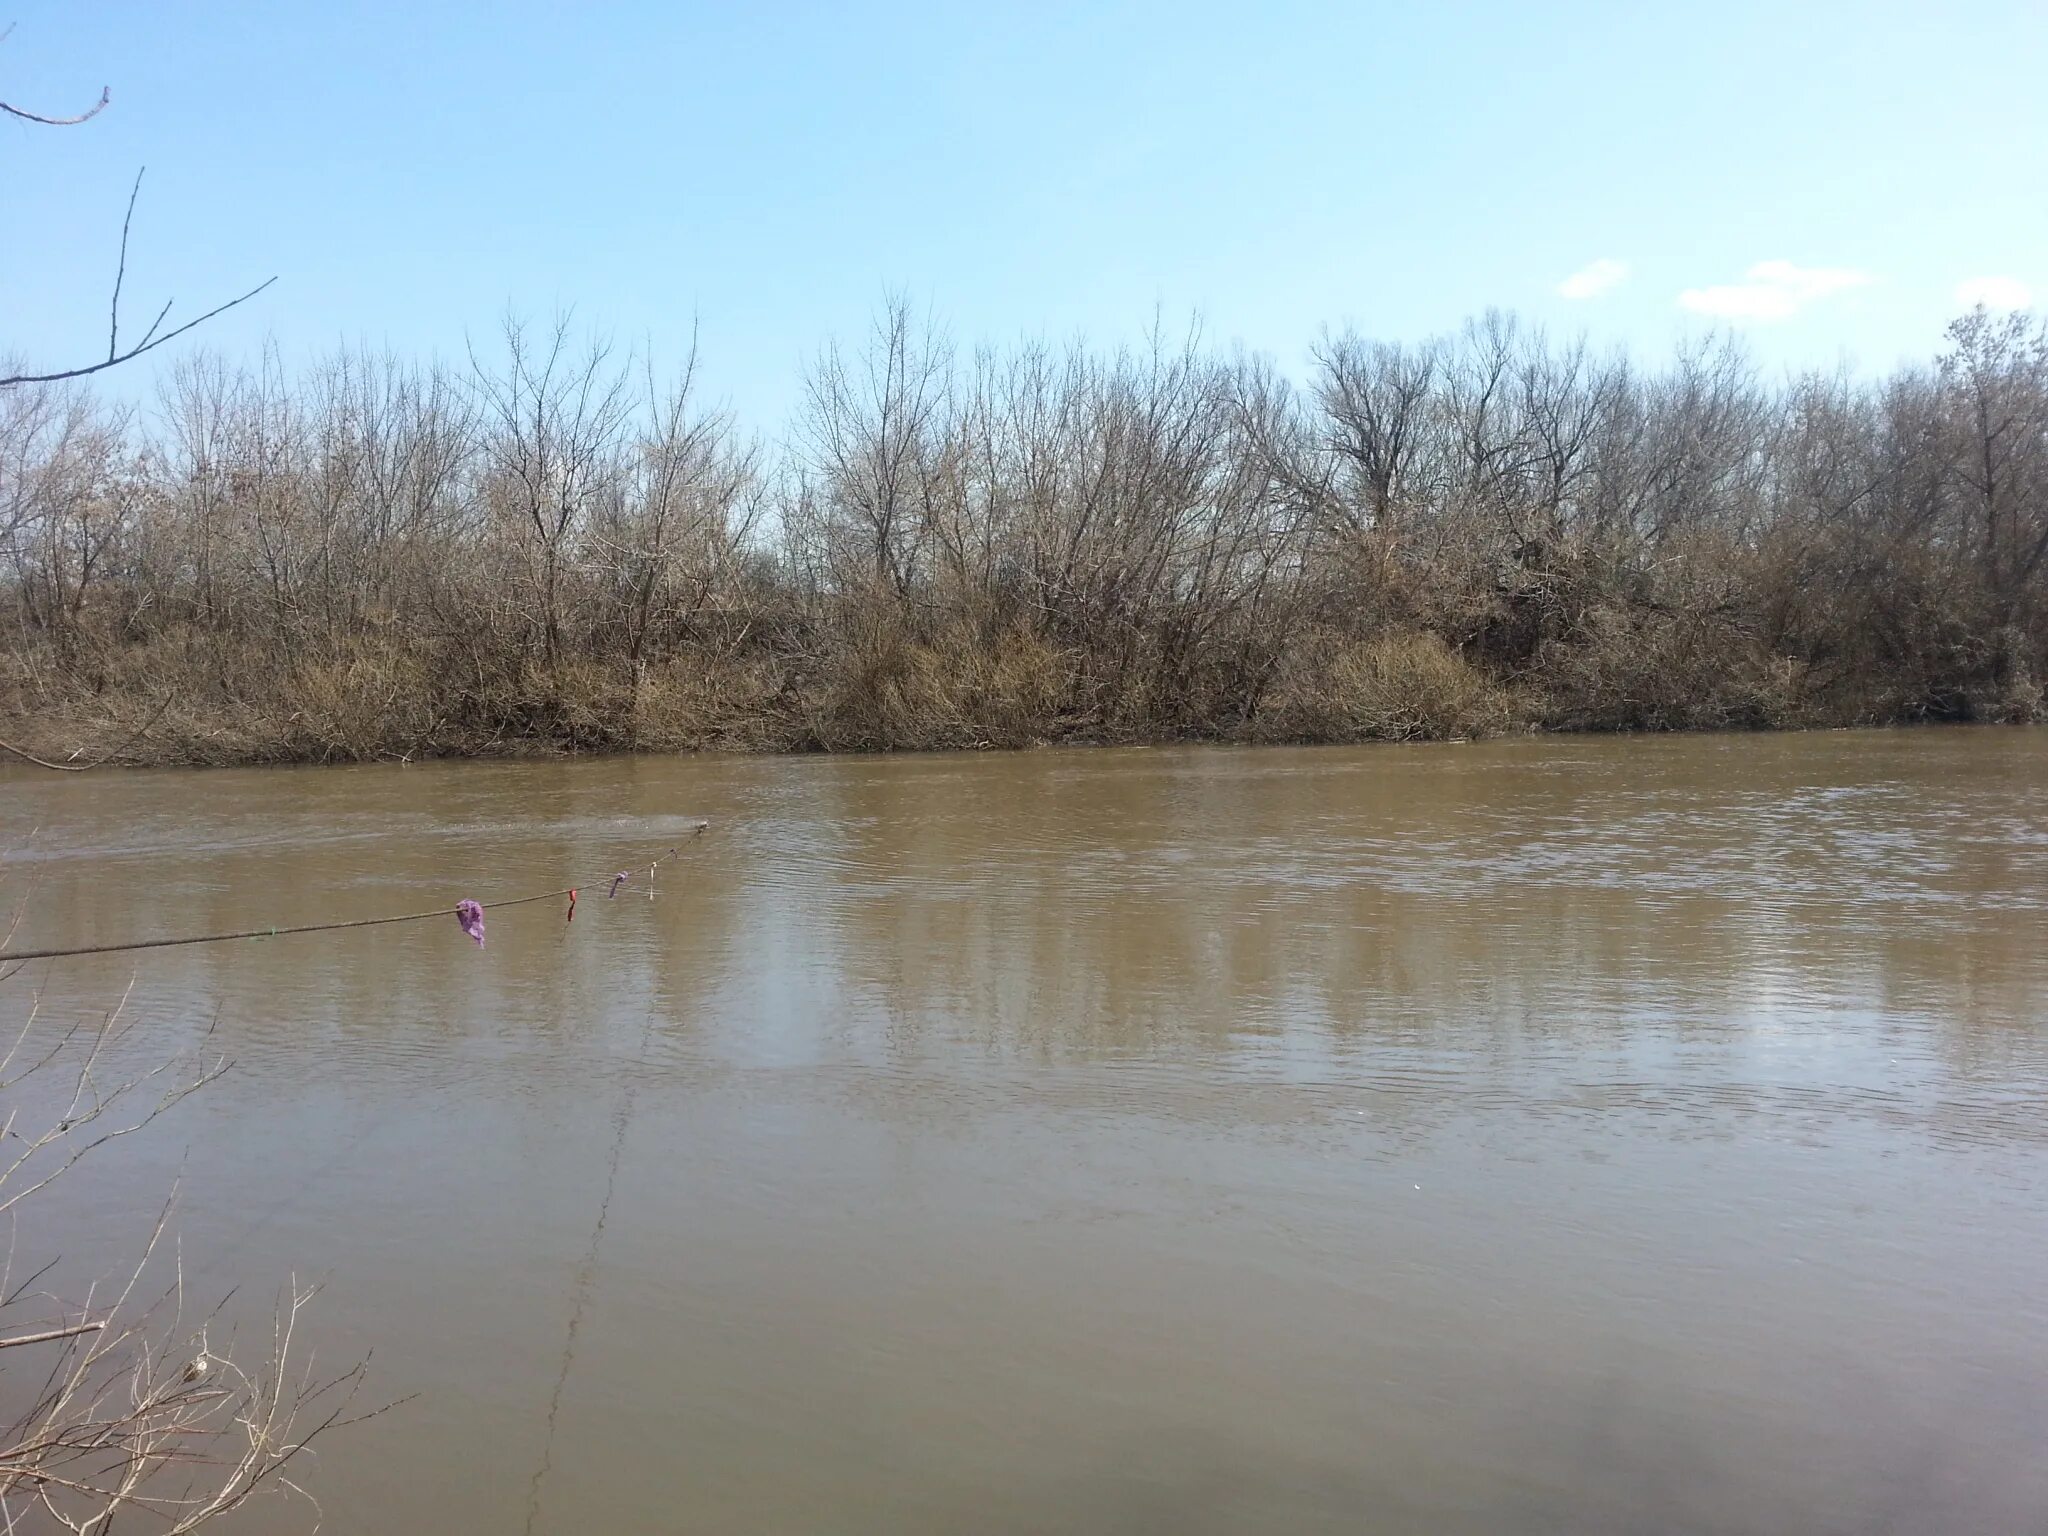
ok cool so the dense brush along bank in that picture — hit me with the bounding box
[4,305,2045,764]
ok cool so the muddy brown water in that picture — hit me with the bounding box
[4,730,2047,1534]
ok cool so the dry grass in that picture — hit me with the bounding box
[797,614,1075,751]
[1255,630,1516,743]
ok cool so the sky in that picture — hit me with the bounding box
[2,0,2043,432]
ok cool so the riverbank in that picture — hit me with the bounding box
[5,618,2038,770]
[5,304,2044,769]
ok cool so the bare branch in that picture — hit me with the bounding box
[0,1320,104,1350]
[0,691,176,773]
[0,279,278,390]
[107,170,145,364]
[0,88,109,127]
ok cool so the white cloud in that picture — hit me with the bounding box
[1955,275,2034,310]
[1557,258,1630,300]
[1677,260,1874,322]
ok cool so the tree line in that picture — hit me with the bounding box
[3,301,2045,763]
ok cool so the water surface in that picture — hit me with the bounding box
[5,730,2047,1533]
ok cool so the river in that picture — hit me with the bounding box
[4,729,2047,1533]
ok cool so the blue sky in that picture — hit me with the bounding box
[2,0,2042,429]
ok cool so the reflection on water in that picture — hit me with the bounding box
[4,729,2048,1533]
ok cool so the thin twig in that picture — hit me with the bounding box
[0,88,109,127]
[107,170,144,364]
[0,1322,104,1351]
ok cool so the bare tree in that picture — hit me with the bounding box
[588,337,762,666]
[1312,331,1440,536]
[469,315,634,665]
[1941,306,2048,626]
[794,296,953,596]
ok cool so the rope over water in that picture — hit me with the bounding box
[0,823,710,964]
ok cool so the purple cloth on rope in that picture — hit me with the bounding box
[455,899,486,947]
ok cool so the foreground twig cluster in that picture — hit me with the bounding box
[0,980,375,1531]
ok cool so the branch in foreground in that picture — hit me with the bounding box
[0,88,109,126]
[0,985,387,1531]
[0,24,110,125]
[0,1318,105,1349]
[0,278,277,390]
